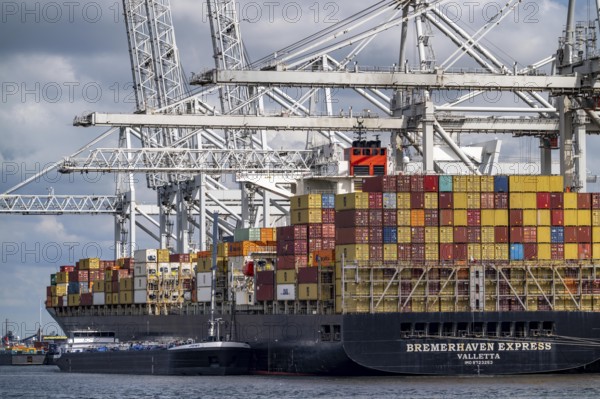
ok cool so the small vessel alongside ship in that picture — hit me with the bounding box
[1,327,48,366]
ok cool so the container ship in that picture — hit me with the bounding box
[44,150,600,375]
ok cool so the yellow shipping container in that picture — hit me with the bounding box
[453,176,468,192]
[467,193,481,209]
[466,176,481,192]
[111,293,119,304]
[397,227,411,243]
[157,249,170,263]
[383,244,397,261]
[509,176,537,192]
[397,210,411,226]
[495,244,509,260]
[564,193,578,209]
[217,243,228,257]
[523,210,537,226]
[537,210,551,226]
[593,211,600,226]
[119,291,133,305]
[480,176,494,192]
[119,278,133,291]
[291,194,322,211]
[454,210,468,226]
[481,210,495,226]
[481,244,495,260]
[424,193,438,209]
[565,243,579,260]
[80,258,100,270]
[396,193,411,209]
[335,245,370,262]
[291,209,323,225]
[536,176,550,192]
[453,193,467,209]
[55,283,67,296]
[522,193,537,209]
[509,193,523,208]
[276,269,297,284]
[93,280,105,292]
[440,227,453,243]
[468,243,481,260]
[494,209,508,226]
[335,192,369,211]
[481,227,495,243]
[537,227,551,243]
[594,227,600,243]
[538,243,552,260]
[425,244,439,261]
[56,272,69,284]
[549,175,564,192]
[298,283,319,300]
[425,227,439,243]
[68,294,80,307]
[564,210,578,226]
[578,209,591,226]
[593,243,600,259]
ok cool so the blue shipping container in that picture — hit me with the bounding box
[321,194,335,209]
[439,175,453,192]
[222,236,234,243]
[551,227,564,243]
[382,193,397,209]
[383,227,398,243]
[494,176,509,193]
[67,282,80,294]
[510,243,524,261]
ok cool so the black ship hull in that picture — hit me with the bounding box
[47,310,600,375]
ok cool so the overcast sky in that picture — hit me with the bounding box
[0,0,594,337]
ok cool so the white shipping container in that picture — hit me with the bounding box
[134,262,157,277]
[134,277,147,290]
[197,287,212,302]
[134,249,157,263]
[180,263,193,276]
[196,272,212,288]
[183,291,192,301]
[276,284,296,301]
[158,263,171,276]
[134,289,148,304]
[235,290,254,306]
[92,292,105,305]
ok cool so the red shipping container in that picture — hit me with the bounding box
[523,227,537,243]
[411,244,425,262]
[425,209,439,227]
[593,193,600,209]
[46,286,52,296]
[397,244,411,261]
[321,238,336,250]
[256,270,275,285]
[68,271,77,282]
[60,265,75,273]
[322,209,335,224]
[369,209,383,226]
[256,284,275,301]
[537,192,551,209]
[551,210,564,226]
[361,176,383,193]
[480,193,495,209]
[122,258,134,269]
[578,226,592,243]
[453,244,468,261]
[411,227,425,243]
[440,243,454,260]
[467,209,481,226]
[524,244,537,260]
[551,244,564,260]
[369,244,383,261]
[278,225,308,241]
[410,192,424,209]
[578,193,591,209]
[439,192,454,209]
[277,255,308,269]
[111,281,119,292]
[564,226,578,243]
[424,175,439,192]
[396,176,411,192]
[440,209,454,226]
[510,227,524,243]
[550,193,564,209]
[369,227,383,243]
[383,210,397,226]
[509,210,523,226]
[170,254,190,263]
[336,227,370,244]
[454,227,468,243]
[80,293,93,306]
[494,193,509,209]
[369,192,383,209]
[410,175,424,192]
[308,239,322,253]
[322,224,335,238]
[336,210,369,227]
[580,243,592,259]
[467,227,481,243]
[495,226,509,243]
[298,267,319,284]
[308,224,322,239]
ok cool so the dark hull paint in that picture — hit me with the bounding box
[48,311,600,375]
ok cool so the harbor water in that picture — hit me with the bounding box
[2,366,600,398]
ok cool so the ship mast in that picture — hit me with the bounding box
[208,212,219,341]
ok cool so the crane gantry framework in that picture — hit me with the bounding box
[2,0,600,257]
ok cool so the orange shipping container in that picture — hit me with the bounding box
[411,210,425,227]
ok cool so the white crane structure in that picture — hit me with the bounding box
[2,0,600,257]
